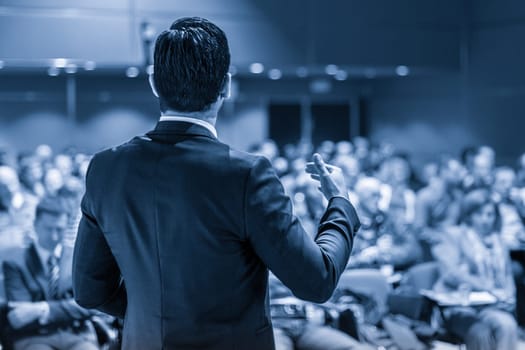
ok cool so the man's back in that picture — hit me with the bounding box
[73,17,359,350]
[74,121,359,349]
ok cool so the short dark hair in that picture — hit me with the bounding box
[459,189,501,231]
[153,17,230,112]
[35,196,68,221]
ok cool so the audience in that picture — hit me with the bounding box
[431,189,518,350]
[2,196,99,349]
[1,140,525,349]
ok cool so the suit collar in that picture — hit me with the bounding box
[159,116,217,138]
[146,120,217,143]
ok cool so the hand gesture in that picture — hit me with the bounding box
[305,153,349,201]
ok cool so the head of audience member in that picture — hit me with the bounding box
[438,156,465,189]
[493,167,517,201]
[18,155,44,191]
[420,161,439,186]
[258,139,279,162]
[0,165,22,211]
[334,155,361,189]
[379,154,411,188]
[470,151,494,187]
[317,140,335,162]
[54,153,74,178]
[478,145,495,167]
[34,196,68,252]
[461,146,478,171]
[150,17,231,120]
[282,143,298,161]
[335,141,353,157]
[272,157,289,177]
[43,168,64,196]
[460,189,501,237]
[353,137,369,158]
[354,177,383,217]
[35,144,53,163]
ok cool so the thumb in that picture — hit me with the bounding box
[313,153,330,176]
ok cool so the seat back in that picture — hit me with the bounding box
[338,268,392,314]
[400,262,440,291]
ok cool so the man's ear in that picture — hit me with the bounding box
[149,74,159,98]
[220,73,231,99]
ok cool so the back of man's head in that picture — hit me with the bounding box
[153,17,230,113]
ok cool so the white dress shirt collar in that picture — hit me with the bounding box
[159,115,217,138]
[34,242,62,273]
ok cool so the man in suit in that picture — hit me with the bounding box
[3,196,99,350]
[72,17,360,350]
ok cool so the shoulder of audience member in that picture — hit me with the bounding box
[417,179,445,200]
[2,245,27,268]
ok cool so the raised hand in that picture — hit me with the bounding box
[305,153,349,201]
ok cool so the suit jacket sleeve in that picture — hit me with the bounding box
[72,161,127,318]
[244,156,360,303]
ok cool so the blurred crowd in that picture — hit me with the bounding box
[251,137,525,349]
[2,138,525,349]
[0,145,90,253]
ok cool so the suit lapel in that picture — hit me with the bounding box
[26,244,50,299]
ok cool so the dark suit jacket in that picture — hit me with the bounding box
[72,121,360,350]
[2,243,95,342]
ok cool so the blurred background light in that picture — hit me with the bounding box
[65,63,77,74]
[395,65,410,76]
[268,68,282,80]
[249,62,264,74]
[53,58,67,68]
[84,61,96,71]
[334,70,348,81]
[325,64,338,75]
[126,66,140,78]
[47,67,60,76]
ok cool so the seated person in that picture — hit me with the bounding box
[431,189,518,350]
[413,157,465,259]
[348,177,421,270]
[492,166,525,249]
[3,196,99,350]
[269,274,373,350]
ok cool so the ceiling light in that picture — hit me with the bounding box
[249,63,264,74]
[65,63,77,74]
[47,67,60,76]
[126,66,140,78]
[334,70,348,81]
[395,65,410,76]
[325,64,338,75]
[54,58,67,68]
[84,61,96,71]
[268,69,282,80]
